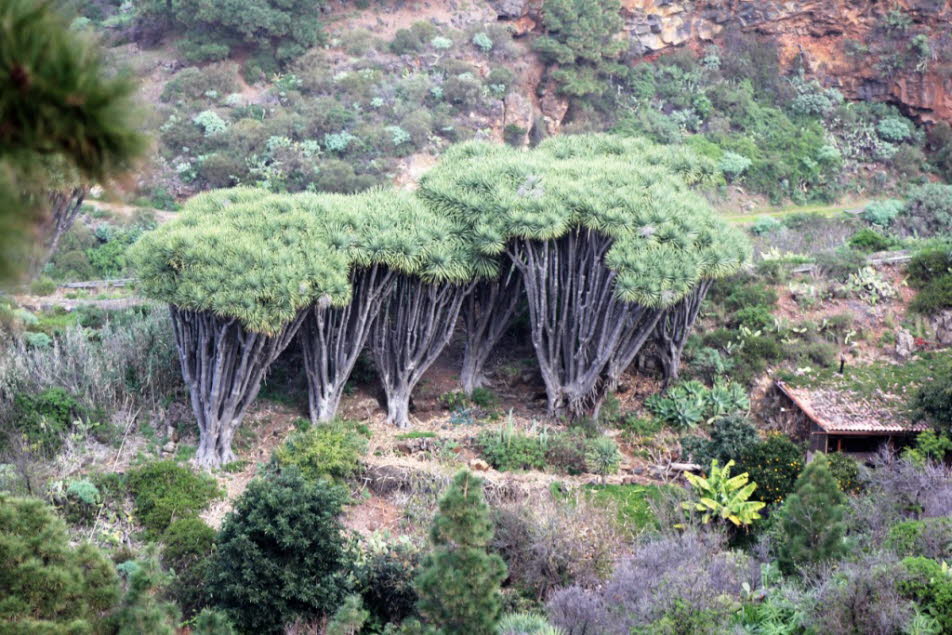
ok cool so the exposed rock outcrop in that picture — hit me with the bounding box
[490,0,952,124]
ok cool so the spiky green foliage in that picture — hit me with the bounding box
[0,0,143,280]
[416,471,507,635]
[206,468,350,634]
[133,187,473,335]
[776,454,848,573]
[0,496,120,631]
[418,135,749,308]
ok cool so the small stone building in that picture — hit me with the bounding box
[773,380,928,460]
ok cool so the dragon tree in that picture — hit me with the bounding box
[419,135,749,420]
[132,188,352,468]
[295,189,473,425]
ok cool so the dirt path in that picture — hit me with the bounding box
[723,198,872,225]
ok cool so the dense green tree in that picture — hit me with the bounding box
[206,468,350,633]
[419,135,748,419]
[532,0,626,97]
[777,454,848,573]
[138,0,325,64]
[0,496,120,631]
[108,556,180,635]
[914,367,952,434]
[416,471,507,635]
[0,0,143,281]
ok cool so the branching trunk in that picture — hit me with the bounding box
[459,262,523,394]
[650,279,713,386]
[170,306,305,468]
[29,187,87,278]
[370,274,471,427]
[299,264,395,423]
[507,228,664,421]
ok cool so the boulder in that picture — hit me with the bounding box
[469,458,491,471]
[931,310,952,347]
[895,328,916,360]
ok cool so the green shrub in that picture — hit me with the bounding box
[848,228,894,253]
[207,468,350,634]
[191,608,237,634]
[815,247,867,281]
[751,216,782,235]
[353,537,422,628]
[731,305,775,330]
[680,414,759,467]
[646,380,749,429]
[29,276,56,296]
[23,331,52,349]
[472,32,493,53]
[127,461,221,536]
[273,419,369,481]
[389,21,438,55]
[0,496,120,631]
[326,594,369,635]
[737,434,803,504]
[544,432,588,475]
[913,367,952,433]
[9,387,86,456]
[497,612,562,634]
[60,479,101,524]
[161,517,216,618]
[585,436,620,479]
[825,452,862,494]
[899,557,952,633]
[862,199,904,227]
[910,274,952,315]
[887,518,952,559]
[907,247,952,288]
[877,117,912,142]
[476,425,546,472]
[898,183,952,237]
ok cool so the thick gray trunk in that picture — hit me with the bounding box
[507,228,667,421]
[300,265,394,423]
[459,263,522,394]
[171,306,305,469]
[650,279,712,386]
[29,187,87,278]
[370,274,471,427]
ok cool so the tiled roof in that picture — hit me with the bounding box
[775,380,929,434]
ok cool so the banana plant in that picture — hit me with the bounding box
[681,459,766,528]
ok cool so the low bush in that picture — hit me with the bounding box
[807,554,913,634]
[887,518,952,560]
[861,199,903,227]
[680,414,759,467]
[909,274,952,315]
[547,531,756,633]
[906,247,952,289]
[493,495,622,600]
[273,419,369,481]
[0,496,120,631]
[161,517,216,618]
[127,461,221,536]
[29,276,57,296]
[8,387,87,456]
[646,380,749,429]
[737,434,803,504]
[544,432,588,475]
[497,612,561,635]
[207,468,351,634]
[898,557,952,633]
[897,183,952,237]
[477,425,547,472]
[584,437,620,480]
[352,537,422,629]
[848,228,894,253]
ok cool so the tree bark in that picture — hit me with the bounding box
[507,228,665,421]
[170,305,305,468]
[370,274,471,427]
[650,279,713,386]
[459,262,522,395]
[299,264,395,423]
[29,186,87,278]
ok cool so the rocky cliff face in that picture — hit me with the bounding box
[490,0,952,124]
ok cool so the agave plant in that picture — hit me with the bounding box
[681,459,766,528]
